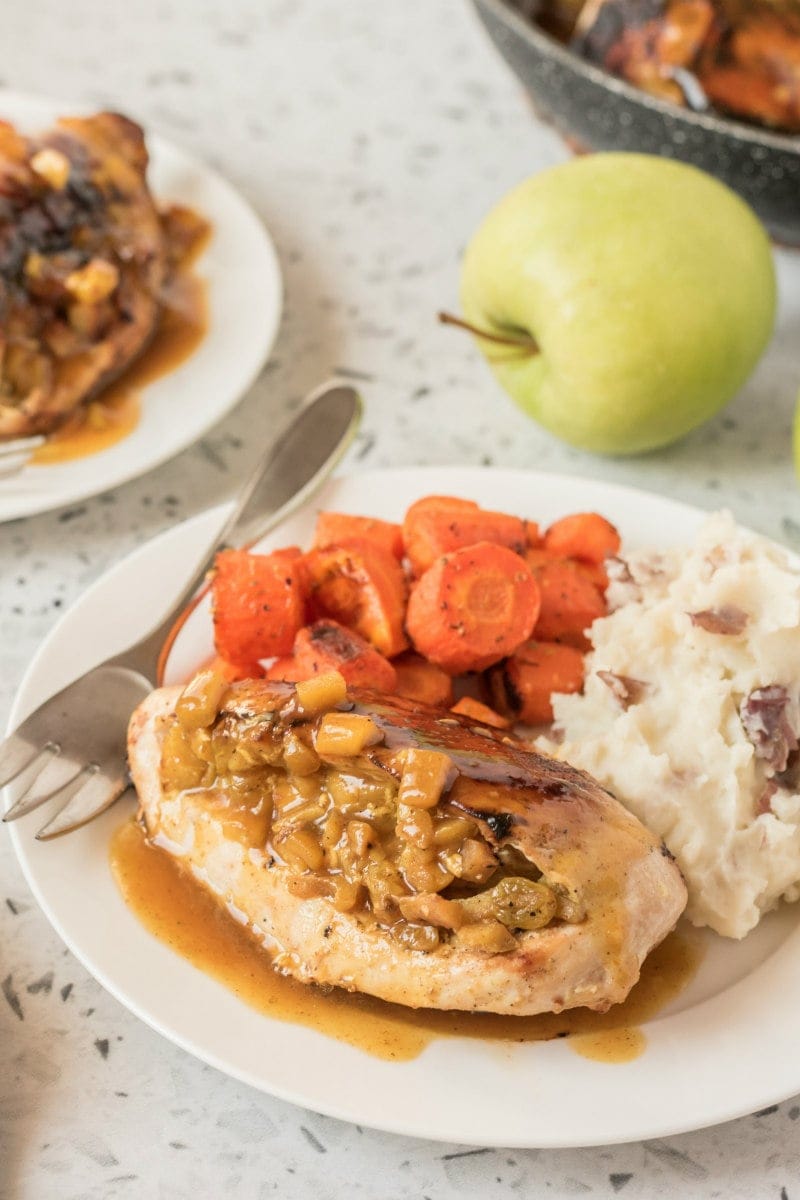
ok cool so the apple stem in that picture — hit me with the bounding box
[437,311,539,354]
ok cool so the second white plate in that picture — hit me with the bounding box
[0,91,282,522]
[7,467,800,1147]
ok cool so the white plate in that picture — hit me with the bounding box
[7,467,800,1148]
[0,91,282,522]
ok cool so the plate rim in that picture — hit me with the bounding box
[0,88,283,523]
[7,464,800,1149]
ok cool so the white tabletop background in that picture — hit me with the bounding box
[1,1,799,1196]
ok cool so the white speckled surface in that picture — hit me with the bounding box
[1,1,800,1195]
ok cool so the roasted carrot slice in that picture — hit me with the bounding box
[304,538,408,658]
[530,559,607,650]
[313,511,403,560]
[524,519,542,547]
[294,620,397,691]
[157,547,304,686]
[526,541,608,596]
[523,545,560,572]
[212,548,306,666]
[406,542,540,675]
[264,656,304,681]
[401,495,476,575]
[572,558,609,594]
[543,513,621,565]
[402,495,527,576]
[487,640,585,725]
[393,652,454,708]
[451,695,510,729]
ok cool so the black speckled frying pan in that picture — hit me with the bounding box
[471,0,800,245]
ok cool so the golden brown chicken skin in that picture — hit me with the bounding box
[127,673,687,1016]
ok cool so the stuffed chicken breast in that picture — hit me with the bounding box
[127,671,686,1016]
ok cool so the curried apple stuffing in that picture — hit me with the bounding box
[160,668,580,955]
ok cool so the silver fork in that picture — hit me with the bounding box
[1,381,362,840]
[0,434,46,477]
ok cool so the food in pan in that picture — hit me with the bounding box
[127,674,687,1015]
[0,111,207,440]
[533,0,800,132]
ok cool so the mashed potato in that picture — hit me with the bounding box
[541,512,800,938]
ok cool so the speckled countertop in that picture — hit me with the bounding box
[1,1,799,1196]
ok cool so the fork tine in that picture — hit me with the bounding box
[15,765,91,827]
[0,734,46,789]
[2,750,83,823]
[0,436,44,478]
[0,462,30,479]
[0,435,45,458]
[35,770,131,841]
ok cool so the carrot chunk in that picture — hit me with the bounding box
[543,513,621,565]
[264,656,304,681]
[530,559,607,650]
[572,558,609,594]
[294,620,397,692]
[393,653,454,708]
[402,495,527,576]
[524,519,542,547]
[526,543,608,597]
[313,512,403,560]
[304,538,408,658]
[212,548,306,666]
[451,696,510,729]
[406,542,540,675]
[523,545,560,572]
[487,640,585,725]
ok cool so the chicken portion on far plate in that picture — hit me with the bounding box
[0,111,205,439]
[128,670,687,1016]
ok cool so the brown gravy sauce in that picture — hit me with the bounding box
[110,818,703,1064]
[32,246,209,466]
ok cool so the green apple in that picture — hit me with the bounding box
[459,153,776,455]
